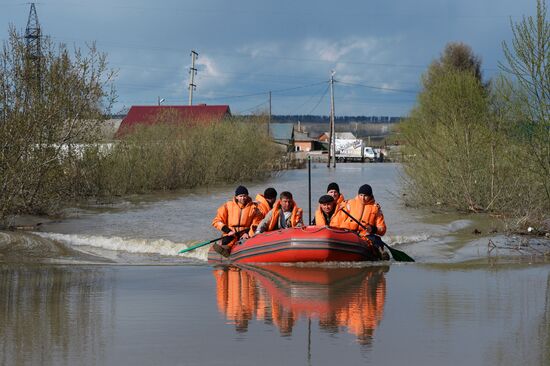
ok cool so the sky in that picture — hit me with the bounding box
[0,0,541,117]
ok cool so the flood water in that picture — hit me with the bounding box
[1,163,549,365]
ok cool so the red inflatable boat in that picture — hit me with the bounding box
[207,226,383,264]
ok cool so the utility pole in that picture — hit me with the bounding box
[188,50,198,105]
[328,71,336,168]
[24,3,42,94]
[268,91,271,136]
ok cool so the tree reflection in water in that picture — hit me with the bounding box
[212,264,389,345]
[0,265,113,365]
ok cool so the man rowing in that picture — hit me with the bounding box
[339,184,389,260]
[211,185,263,257]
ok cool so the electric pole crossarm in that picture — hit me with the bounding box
[188,50,198,105]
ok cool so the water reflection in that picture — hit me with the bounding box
[0,265,113,366]
[213,264,389,345]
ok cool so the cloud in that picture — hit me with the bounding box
[197,55,221,79]
[238,43,283,58]
[194,54,229,92]
[304,38,378,63]
[1,0,535,115]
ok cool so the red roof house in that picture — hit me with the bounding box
[116,105,231,137]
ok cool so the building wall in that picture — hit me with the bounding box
[318,134,329,142]
[295,141,313,152]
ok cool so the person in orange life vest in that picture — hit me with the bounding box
[340,184,388,259]
[340,184,386,237]
[212,185,263,257]
[312,182,345,227]
[326,182,345,205]
[255,187,277,217]
[255,191,303,234]
[312,195,342,226]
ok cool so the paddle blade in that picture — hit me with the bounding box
[178,240,211,254]
[386,245,415,262]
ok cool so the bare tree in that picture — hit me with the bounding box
[500,0,550,208]
[0,26,116,221]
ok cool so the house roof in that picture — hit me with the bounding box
[294,131,315,141]
[320,131,357,140]
[269,123,294,141]
[116,105,231,136]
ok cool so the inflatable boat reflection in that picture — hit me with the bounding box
[213,264,389,345]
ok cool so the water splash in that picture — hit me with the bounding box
[33,232,209,262]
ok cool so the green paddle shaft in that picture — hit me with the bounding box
[178,229,248,254]
[340,209,415,262]
[178,238,218,254]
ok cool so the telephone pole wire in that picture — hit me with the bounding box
[188,50,198,105]
[268,91,272,136]
[328,71,336,168]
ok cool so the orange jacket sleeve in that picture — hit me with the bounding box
[329,203,348,228]
[374,207,386,236]
[212,203,229,232]
[360,204,386,236]
[249,205,263,236]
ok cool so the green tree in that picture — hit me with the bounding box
[400,43,524,212]
[424,42,484,87]
[402,67,497,211]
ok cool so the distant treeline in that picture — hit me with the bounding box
[271,115,402,123]
[110,114,402,124]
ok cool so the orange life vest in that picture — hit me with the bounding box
[314,203,343,227]
[339,196,386,236]
[255,194,272,217]
[267,199,303,231]
[212,197,263,238]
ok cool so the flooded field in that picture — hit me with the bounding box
[0,163,548,365]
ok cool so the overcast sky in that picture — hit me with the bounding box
[0,0,540,116]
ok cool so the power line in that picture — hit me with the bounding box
[271,81,328,94]
[114,81,337,115]
[287,82,329,115]
[201,91,270,101]
[39,36,502,73]
[307,84,330,115]
[38,36,484,71]
[335,80,419,94]
[235,100,269,114]
[195,80,327,101]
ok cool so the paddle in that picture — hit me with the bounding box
[178,229,248,254]
[340,208,415,262]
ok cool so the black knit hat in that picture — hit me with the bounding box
[318,195,335,204]
[327,182,340,193]
[358,184,372,196]
[235,185,249,196]
[264,187,277,199]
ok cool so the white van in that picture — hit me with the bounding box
[364,147,376,161]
